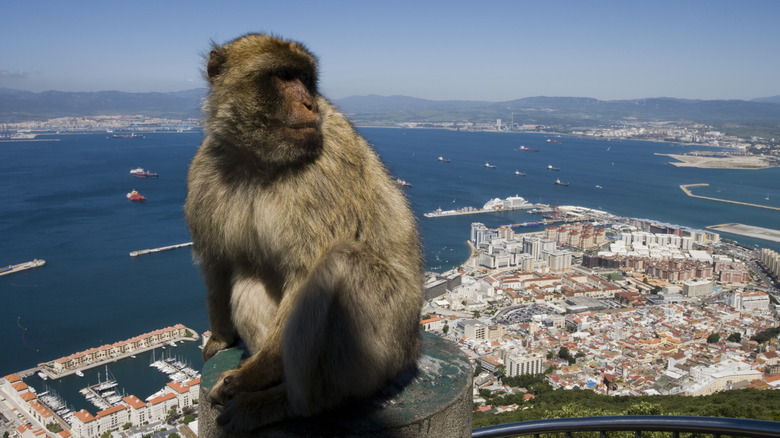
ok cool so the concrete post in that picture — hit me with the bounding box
[199,331,473,437]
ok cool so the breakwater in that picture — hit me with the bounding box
[0,259,45,276]
[129,242,192,257]
[679,183,780,211]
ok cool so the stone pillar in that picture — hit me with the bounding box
[199,331,472,437]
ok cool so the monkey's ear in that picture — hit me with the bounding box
[207,47,228,83]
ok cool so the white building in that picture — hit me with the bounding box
[727,290,770,311]
[506,353,544,377]
[682,279,713,297]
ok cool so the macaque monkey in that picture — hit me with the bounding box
[184,33,424,431]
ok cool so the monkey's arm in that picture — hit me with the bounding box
[200,258,239,360]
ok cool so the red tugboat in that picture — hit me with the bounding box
[127,190,146,202]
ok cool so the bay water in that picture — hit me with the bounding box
[1,128,778,408]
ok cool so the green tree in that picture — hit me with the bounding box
[442,323,449,334]
[183,415,195,425]
[166,405,179,423]
[727,332,742,343]
[168,433,180,438]
[46,423,63,433]
[707,333,721,344]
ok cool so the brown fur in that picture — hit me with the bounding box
[184,33,423,431]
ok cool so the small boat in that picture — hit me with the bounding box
[485,162,496,169]
[766,193,770,201]
[37,371,48,380]
[518,145,539,152]
[555,179,569,186]
[546,137,562,144]
[514,170,526,176]
[127,190,146,202]
[595,185,603,189]
[130,167,158,178]
[395,178,412,188]
[438,156,451,162]
[75,370,84,377]
[548,164,560,171]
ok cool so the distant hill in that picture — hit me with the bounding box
[0,88,205,122]
[334,95,780,127]
[2,88,780,138]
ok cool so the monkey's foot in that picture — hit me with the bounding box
[216,384,291,432]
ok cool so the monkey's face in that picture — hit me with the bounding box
[205,34,323,168]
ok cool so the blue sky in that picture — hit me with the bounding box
[2,0,779,101]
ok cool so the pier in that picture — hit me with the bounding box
[129,242,192,257]
[0,259,45,276]
[679,183,780,211]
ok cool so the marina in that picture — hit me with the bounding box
[129,242,193,257]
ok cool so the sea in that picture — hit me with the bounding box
[1,128,779,412]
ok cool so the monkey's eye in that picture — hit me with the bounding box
[274,69,296,81]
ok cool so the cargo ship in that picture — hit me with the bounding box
[555,178,570,186]
[438,156,451,162]
[130,167,158,178]
[514,170,526,176]
[485,162,496,169]
[113,133,144,139]
[548,164,560,171]
[518,145,539,152]
[127,190,146,202]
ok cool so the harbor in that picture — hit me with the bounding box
[129,242,192,257]
[424,195,550,218]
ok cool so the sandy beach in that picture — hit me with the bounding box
[656,153,777,169]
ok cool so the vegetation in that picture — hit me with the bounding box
[46,423,63,433]
[474,387,780,429]
[750,325,780,344]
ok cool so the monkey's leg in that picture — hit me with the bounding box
[200,260,240,360]
[212,242,419,431]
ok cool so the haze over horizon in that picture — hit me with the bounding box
[2,0,780,102]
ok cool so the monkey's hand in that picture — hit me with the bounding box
[202,335,235,361]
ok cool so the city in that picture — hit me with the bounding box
[420,204,780,416]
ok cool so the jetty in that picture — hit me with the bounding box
[130,242,192,257]
[0,259,45,276]
[679,183,780,211]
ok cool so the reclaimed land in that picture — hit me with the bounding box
[706,223,780,244]
[658,153,777,169]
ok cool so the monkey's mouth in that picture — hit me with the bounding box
[287,121,319,131]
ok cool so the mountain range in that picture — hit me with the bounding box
[2,87,780,137]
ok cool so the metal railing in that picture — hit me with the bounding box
[472,415,780,438]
